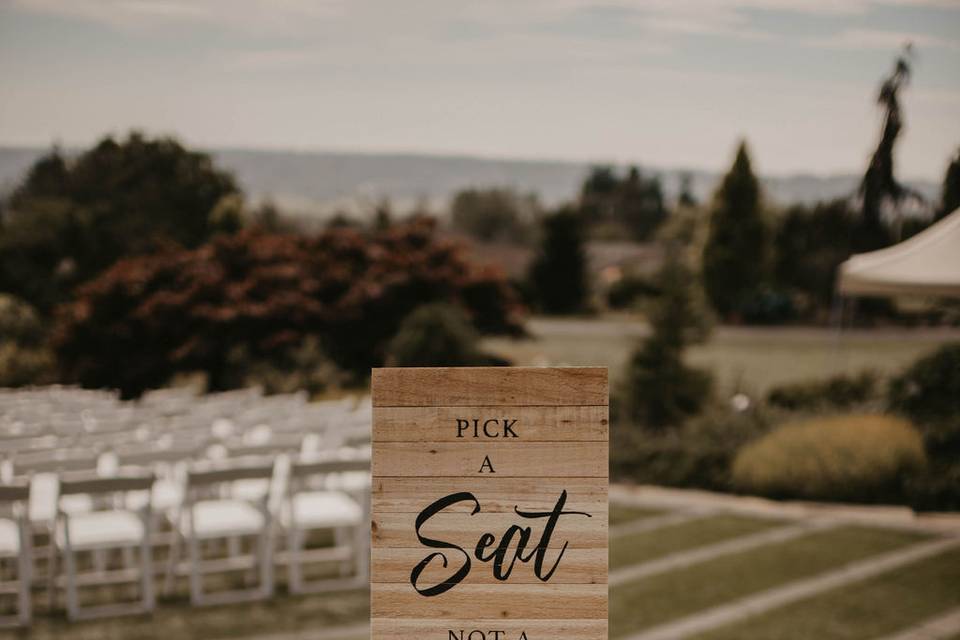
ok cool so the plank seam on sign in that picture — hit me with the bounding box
[371,366,608,407]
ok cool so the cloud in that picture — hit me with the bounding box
[814,28,960,51]
[7,0,347,33]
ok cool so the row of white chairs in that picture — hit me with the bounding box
[2,386,368,451]
[0,453,371,626]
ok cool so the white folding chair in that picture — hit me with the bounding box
[51,472,156,621]
[0,482,31,627]
[282,458,369,594]
[164,459,275,606]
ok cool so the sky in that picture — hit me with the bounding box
[1,0,959,180]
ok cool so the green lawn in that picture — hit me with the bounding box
[694,547,960,640]
[484,317,960,394]
[610,514,783,570]
[610,504,663,526]
[5,503,956,640]
[609,526,926,638]
[0,589,369,640]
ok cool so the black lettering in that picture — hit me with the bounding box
[478,455,496,473]
[410,492,479,596]
[514,490,591,581]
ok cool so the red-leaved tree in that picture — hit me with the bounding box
[54,218,524,396]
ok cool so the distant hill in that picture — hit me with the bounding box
[0,146,939,220]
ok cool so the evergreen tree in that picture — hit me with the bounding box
[937,147,960,220]
[858,45,923,249]
[579,165,667,241]
[528,207,589,314]
[702,141,769,319]
[678,172,698,208]
[619,248,712,430]
[1,132,241,312]
[619,167,668,241]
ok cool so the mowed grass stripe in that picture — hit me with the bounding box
[693,547,960,640]
[611,514,784,570]
[610,526,925,639]
[611,504,665,526]
[610,521,837,587]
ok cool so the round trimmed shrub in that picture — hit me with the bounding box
[385,303,498,367]
[731,414,925,502]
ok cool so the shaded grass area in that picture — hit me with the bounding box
[694,547,960,640]
[484,318,959,394]
[0,589,369,640]
[610,503,663,526]
[609,526,925,639]
[610,514,783,570]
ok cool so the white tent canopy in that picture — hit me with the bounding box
[837,207,960,298]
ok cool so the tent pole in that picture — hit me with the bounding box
[830,291,850,373]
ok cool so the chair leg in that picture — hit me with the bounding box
[162,526,181,597]
[336,527,354,577]
[18,520,32,626]
[47,530,57,611]
[188,530,203,607]
[354,522,368,581]
[287,526,303,594]
[92,548,107,574]
[259,525,274,599]
[140,520,155,612]
[63,546,79,621]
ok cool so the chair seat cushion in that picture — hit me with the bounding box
[0,518,19,556]
[56,510,144,549]
[284,490,362,529]
[324,471,370,493]
[185,500,265,539]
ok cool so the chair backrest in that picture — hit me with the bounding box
[115,443,197,468]
[290,458,369,479]
[58,471,155,497]
[184,457,275,503]
[288,456,369,501]
[226,434,303,459]
[57,470,155,514]
[13,448,101,475]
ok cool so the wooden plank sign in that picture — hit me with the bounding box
[371,367,608,640]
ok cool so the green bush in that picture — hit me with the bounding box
[611,404,773,490]
[385,303,503,367]
[903,460,960,512]
[732,414,926,502]
[225,337,346,397]
[767,371,879,411]
[0,294,56,386]
[888,343,960,425]
[0,294,47,345]
[606,275,659,310]
[0,342,56,387]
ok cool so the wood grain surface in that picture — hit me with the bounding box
[372,367,607,407]
[371,367,608,639]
